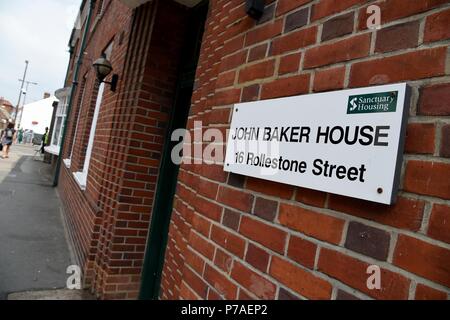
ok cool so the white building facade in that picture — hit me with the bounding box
[20,95,57,135]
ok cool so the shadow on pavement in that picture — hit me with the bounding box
[0,145,73,300]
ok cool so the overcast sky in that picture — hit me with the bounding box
[0,0,80,106]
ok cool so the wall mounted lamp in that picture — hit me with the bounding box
[246,0,265,20]
[93,54,119,92]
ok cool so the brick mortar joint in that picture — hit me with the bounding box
[419,202,434,235]
[387,232,398,264]
[409,281,417,300]
[402,154,450,165]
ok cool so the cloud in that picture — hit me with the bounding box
[0,0,80,105]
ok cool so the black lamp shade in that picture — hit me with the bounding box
[93,56,113,83]
[246,0,265,20]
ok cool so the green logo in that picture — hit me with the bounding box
[347,91,398,114]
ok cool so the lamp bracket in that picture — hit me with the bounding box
[246,0,265,20]
[102,74,119,92]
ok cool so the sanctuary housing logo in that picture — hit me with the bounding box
[347,91,398,114]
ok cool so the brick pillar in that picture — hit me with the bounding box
[87,0,190,299]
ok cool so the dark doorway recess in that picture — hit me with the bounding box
[139,0,208,300]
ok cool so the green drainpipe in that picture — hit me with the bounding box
[53,0,96,187]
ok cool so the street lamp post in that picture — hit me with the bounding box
[16,79,38,129]
[14,60,29,126]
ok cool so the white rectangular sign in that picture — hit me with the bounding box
[224,83,410,204]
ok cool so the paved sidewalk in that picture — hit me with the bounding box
[8,289,95,300]
[0,144,72,299]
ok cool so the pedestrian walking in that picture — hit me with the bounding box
[1,122,17,159]
[18,128,24,144]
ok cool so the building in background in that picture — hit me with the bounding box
[55,0,450,300]
[0,97,14,130]
[0,97,14,114]
[20,93,57,138]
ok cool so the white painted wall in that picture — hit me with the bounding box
[20,96,58,134]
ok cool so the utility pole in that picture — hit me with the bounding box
[14,60,29,126]
[16,79,38,129]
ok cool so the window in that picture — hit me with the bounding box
[73,42,113,190]
[46,90,69,156]
[97,0,105,15]
[52,118,63,146]
[64,75,87,168]
[91,0,105,32]
[52,97,67,147]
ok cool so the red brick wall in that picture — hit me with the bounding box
[59,0,191,299]
[89,0,190,299]
[60,0,135,292]
[160,0,450,300]
[59,164,100,285]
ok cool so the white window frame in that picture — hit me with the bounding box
[51,97,67,148]
[73,42,113,190]
[64,75,88,168]
[97,0,105,16]
[73,82,104,189]
[46,95,68,156]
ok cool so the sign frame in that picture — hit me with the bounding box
[224,83,411,205]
